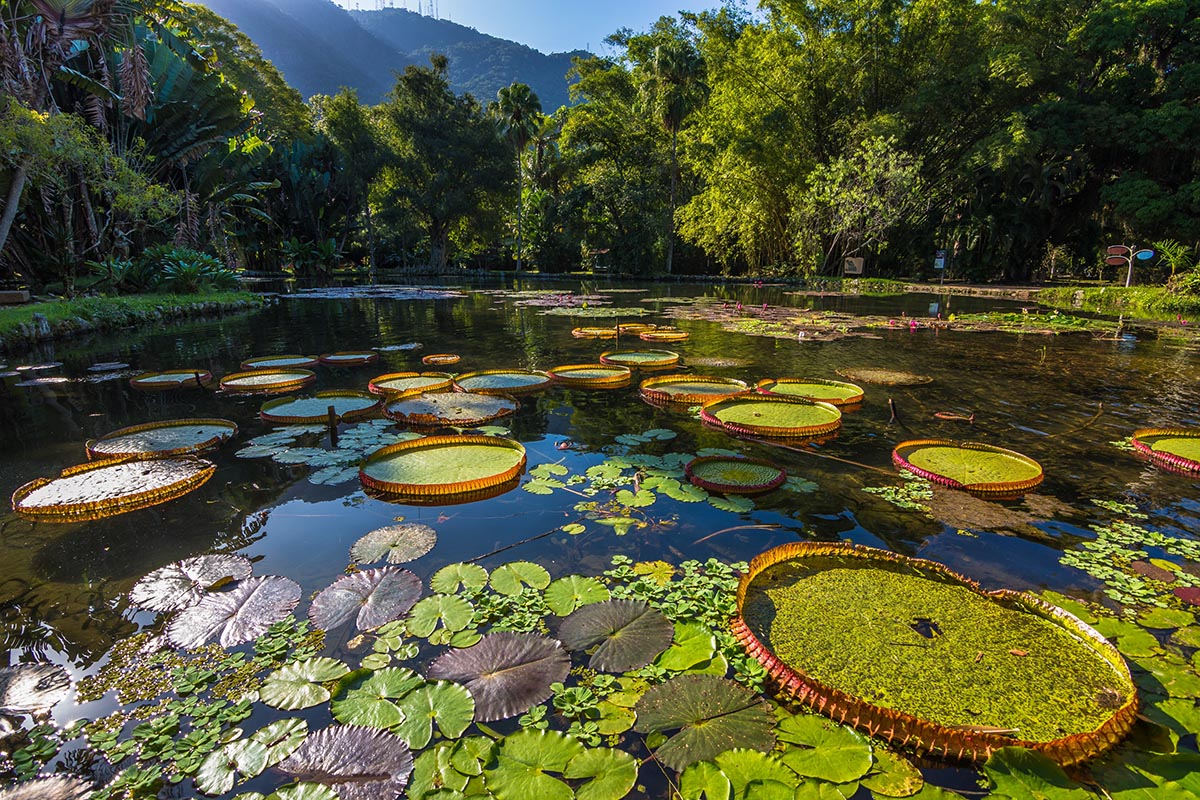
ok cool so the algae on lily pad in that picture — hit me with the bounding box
[129,554,253,613]
[350,523,437,564]
[166,575,301,649]
[385,391,517,427]
[734,542,1138,765]
[1132,428,1200,473]
[12,456,216,521]
[276,725,413,800]
[634,674,776,771]
[0,664,72,713]
[308,566,422,632]
[428,631,571,721]
[686,456,787,495]
[757,377,864,407]
[893,439,1043,498]
[701,395,842,439]
[558,599,674,672]
[360,435,525,499]
[87,418,238,459]
[836,367,932,386]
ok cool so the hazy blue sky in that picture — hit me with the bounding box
[331,0,722,54]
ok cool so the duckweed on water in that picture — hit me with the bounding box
[743,559,1130,741]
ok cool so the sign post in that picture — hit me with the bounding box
[933,249,947,285]
[843,257,864,276]
[1106,245,1155,287]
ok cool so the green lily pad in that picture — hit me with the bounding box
[983,747,1092,800]
[775,714,873,783]
[563,746,639,800]
[634,674,776,771]
[393,681,476,750]
[407,594,476,640]
[490,561,552,595]
[656,621,718,672]
[431,563,490,594]
[260,658,351,710]
[351,523,438,565]
[409,742,469,800]
[331,667,425,728]
[269,782,340,800]
[680,760,732,800]
[707,494,755,513]
[545,576,610,616]
[251,718,308,767]
[860,749,924,797]
[558,599,674,672]
[483,730,583,800]
[1138,607,1195,630]
[695,749,796,799]
[196,738,270,795]
[893,440,1043,496]
[615,488,656,508]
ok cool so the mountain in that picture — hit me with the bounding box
[192,0,584,109]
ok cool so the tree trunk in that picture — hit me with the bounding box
[364,199,378,284]
[515,151,524,274]
[666,126,677,276]
[0,160,30,263]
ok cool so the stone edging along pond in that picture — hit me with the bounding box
[0,292,267,353]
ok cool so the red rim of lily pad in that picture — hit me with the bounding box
[219,368,317,395]
[452,369,553,396]
[756,377,864,407]
[320,351,379,367]
[700,394,843,439]
[367,372,455,398]
[892,439,1044,499]
[240,354,320,370]
[639,375,750,406]
[129,370,213,392]
[359,434,527,499]
[422,354,461,366]
[85,418,238,460]
[732,541,1139,766]
[1131,428,1200,474]
[685,456,787,495]
[547,364,633,388]
[260,390,382,425]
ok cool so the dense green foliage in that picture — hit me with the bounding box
[0,0,1196,289]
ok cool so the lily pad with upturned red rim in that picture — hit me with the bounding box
[547,364,633,389]
[320,350,379,367]
[422,353,461,366]
[240,354,319,370]
[640,375,750,406]
[756,377,864,407]
[130,369,213,391]
[700,394,842,439]
[86,418,238,460]
[261,390,382,425]
[1131,428,1200,473]
[572,326,618,339]
[219,368,316,395]
[640,329,690,342]
[360,434,526,500]
[384,391,517,427]
[12,456,216,521]
[892,439,1043,498]
[599,349,680,369]
[453,369,552,395]
[685,456,787,495]
[368,371,454,398]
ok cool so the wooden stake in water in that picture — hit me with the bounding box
[327,405,338,447]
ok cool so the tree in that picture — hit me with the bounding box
[495,82,542,273]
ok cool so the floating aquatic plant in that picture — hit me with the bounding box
[360,435,526,500]
[422,353,460,366]
[276,725,414,800]
[12,456,216,521]
[319,351,379,367]
[384,391,518,427]
[129,554,253,613]
[639,375,750,406]
[261,391,382,425]
[86,419,238,459]
[0,664,72,714]
[166,576,302,649]
[428,631,571,722]
[640,328,689,342]
[129,369,213,391]
[308,567,422,632]
[350,523,437,564]
[1131,428,1200,473]
[558,599,674,672]
[571,327,618,339]
[367,371,455,398]
[240,354,319,370]
[547,364,633,389]
[701,394,842,440]
[219,368,316,394]
[836,367,932,386]
[892,439,1044,498]
[598,349,680,369]
[453,369,552,395]
[756,377,864,407]
[685,456,787,495]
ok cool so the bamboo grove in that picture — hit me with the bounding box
[0,0,1196,289]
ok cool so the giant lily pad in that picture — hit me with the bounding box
[129,554,253,613]
[639,375,749,406]
[320,351,379,367]
[634,674,776,771]
[241,354,319,370]
[701,395,842,439]
[219,368,316,394]
[166,575,301,649]
[571,327,618,339]
[360,435,526,500]
[1132,428,1200,473]
[547,364,632,389]
[558,599,674,672]
[757,377,864,407]
[276,725,414,800]
[308,567,422,632]
[453,369,553,395]
[599,350,680,369]
[0,664,72,713]
[640,329,690,342]
[733,542,1138,765]
[892,439,1043,498]
[129,369,213,391]
[428,631,571,721]
[836,367,931,386]
[86,418,238,459]
[368,371,455,398]
[384,391,518,427]
[12,456,216,521]
[685,456,787,495]
[350,523,437,564]
[261,391,382,425]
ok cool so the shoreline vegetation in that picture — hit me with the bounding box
[0,292,265,352]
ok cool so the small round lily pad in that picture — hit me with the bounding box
[360,434,526,499]
[757,377,864,407]
[700,394,842,439]
[685,456,786,495]
[893,439,1043,498]
[12,456,216,521]
[547,364,633,388]
[368,372,455,398]
[241,354,320,370]
[219,368,316,394]
[453,370,552,395]
[87,418,238,459]
[261,391,382,425]
[1131,428,1200,473]
[422,353,461,366]
[130,369,213,391]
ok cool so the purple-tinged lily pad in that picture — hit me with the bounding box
[0,777,94,800]
[276,725,414,800]
[166,576,301,649]
[0,664,72,714]
[308,567,422,632]
[349,523,437,565]
[558,599,673,672]
[129,554,253,613]
[428,631,570,722]
[1175,586,1200,607]
[634,674,776,771]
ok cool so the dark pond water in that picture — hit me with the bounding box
[2,280,1199,796]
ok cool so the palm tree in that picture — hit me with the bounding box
[496,82,541,273]
[644,39,704,275]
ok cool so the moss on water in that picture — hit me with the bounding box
[743,558,1130,741]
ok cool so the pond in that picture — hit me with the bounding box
[2,280,1199,799]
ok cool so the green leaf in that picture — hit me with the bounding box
[251,718,307,767]
[260,658,350,710]
[559,599,675,672]
[707,749,795,798]
[707,495,754,513]
[523,479,559,495]
[615,434,650,446]
[531,463,569,478]
[776,714,873,783]
[642,429,677,441]
[393,681,476,750]
[431,563,490,594]
[594,517,641,535]
[1138,608,1195,630]
[615,489,656,508]
[196,739,269,795]
[484,730,584,800]
[661,481,709,503]
[562,523,588,535]
[409,742,469,800]
[330,667,424,728]
[983,747,1092,800]
[451,736,497,777]
[596,700,637,735]
[490,562,552,595]
[269,784,340,800]
[656,621,718,672]
[407,594,476,638]
[545,576,610,616]
[680,759,732,800]
[861,749,924,797]
[564,747,638,800]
